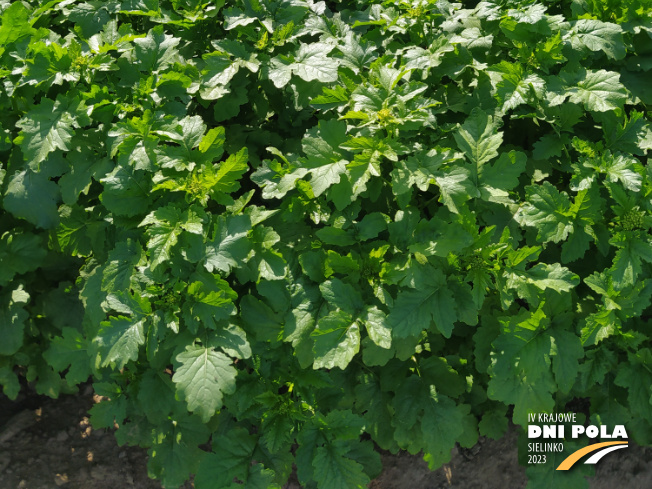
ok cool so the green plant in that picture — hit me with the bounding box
[1,0,652,488]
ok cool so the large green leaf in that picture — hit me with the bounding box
[3,169,60,228]
[204,215,251,274]
[133,25,180,72]
[487,308,556,426]
[100,164,153,217]
[569,19,626,60]
[454,107,503,175]
[567,69,628,112]
[43,327,92,387]
[95,316,146,370]
[312,310,361,370]
[139,205,203,270]
[173,345,237,422]
[516,182,572,243]
[0,232,47,286]
[387,267,457,338]
[15,95,90,168]
[268,43,339,88]
[0,286,30,356]
[312,444,369,489]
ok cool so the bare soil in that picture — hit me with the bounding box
[1,386,650,489]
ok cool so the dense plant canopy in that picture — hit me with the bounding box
[1,0,652,487]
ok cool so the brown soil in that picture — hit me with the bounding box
[0,385,191,489]
[1,386,650,489]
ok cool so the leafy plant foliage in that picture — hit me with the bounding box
[1,0,652,488]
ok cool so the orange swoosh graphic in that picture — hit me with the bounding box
[556,441,628,470]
